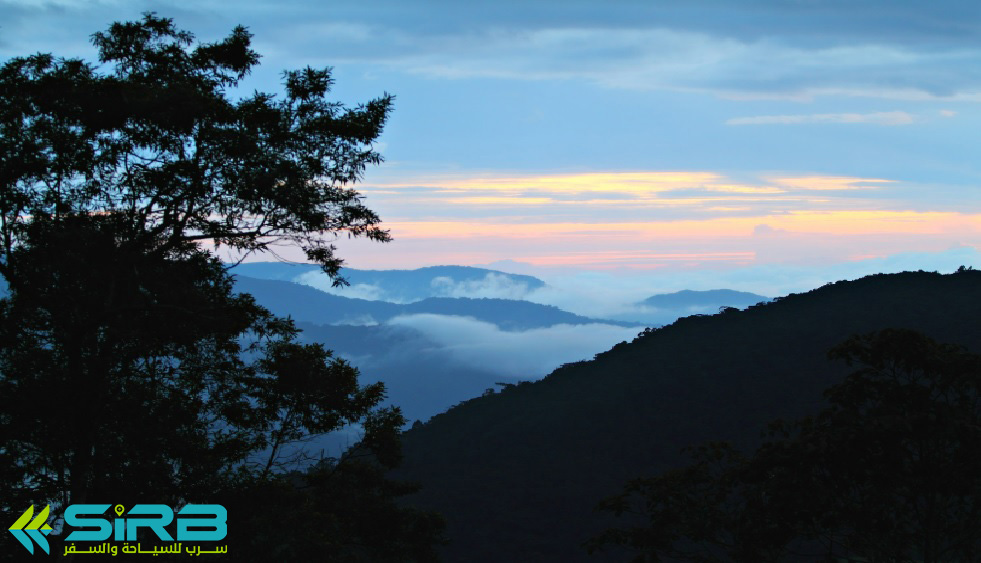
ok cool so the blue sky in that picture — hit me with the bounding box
[2,0,979,295]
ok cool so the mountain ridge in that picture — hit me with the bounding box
[395,270,981,562]
[232,275,633,329]
[230,262,546,302]
[638,288,768,309]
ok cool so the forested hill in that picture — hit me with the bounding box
[395,269,981,562]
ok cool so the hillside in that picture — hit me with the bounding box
[394,270,981,562]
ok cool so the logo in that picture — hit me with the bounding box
[64,504,226,542]
[8,505,53,555]
[62,504,227,556]
[8,503,228,556]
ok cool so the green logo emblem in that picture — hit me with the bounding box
[8,505,53,555]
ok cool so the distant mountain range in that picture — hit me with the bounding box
[231,262,545,302]
[223,265,779,426]
[231,274,641,424]
[0,262,783,428]
[232,262,773,324]
[638,288,768,310]
[232,275,629,330]
[394,270,981,562]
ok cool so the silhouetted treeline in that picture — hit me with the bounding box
[395,269,981,562]
[590,328,981,562]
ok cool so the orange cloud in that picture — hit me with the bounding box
[434,172,722,195]
[384,211,981,239]
[443,197,556,205]
[443,197,790,207]
[365,171,906,212]
[346,171,981,271]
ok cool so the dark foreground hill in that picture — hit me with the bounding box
[394,270,981,562]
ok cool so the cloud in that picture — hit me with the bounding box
[294,272,392,301]
[323,206,981,274]
[768,176,893,191]
[7,0,981,102]
[385,314,642,378]
[293,269,537,302]
[416,171,723,195]
[430,273,534,300]
[16,2,948,102]
[365,171,909,217]
[383,210,979,240]
[332,314,379,327]
[727,112,915,126]
[523,273,666,319]
[519,246,981,318]
[292,23,981,101]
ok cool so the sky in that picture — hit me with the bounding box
[2,0,980,296]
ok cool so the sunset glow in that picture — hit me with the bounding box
[382,211,980,239]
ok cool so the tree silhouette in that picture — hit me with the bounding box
[0,13,391,278]
[0,13,441,559]
[590,329,981,562]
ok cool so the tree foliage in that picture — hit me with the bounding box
[0,13,442,560]
[0,13,391,280]
[589,329,981,562]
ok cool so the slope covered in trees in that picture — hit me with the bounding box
[394,269,981,562]
[589,328,981,562]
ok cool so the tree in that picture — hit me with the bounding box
[589,329,981,562]
[0,13,391,278]
[0,14,441,559]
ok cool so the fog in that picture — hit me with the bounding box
[295,271,537,303]
[429,273,535,300]
[522,246,980,319]
[386,314,643,379]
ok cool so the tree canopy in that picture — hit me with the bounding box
[0,13,441,560]
[589,329,981,562]
[0,12,391,281]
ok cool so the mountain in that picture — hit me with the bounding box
[232,275,640,424]
[232,275,629,329]
[230,262,546,302]
[393,270,981,562]
[595,288,770,326]
[228,261,323,281]
[639,288,768,310]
